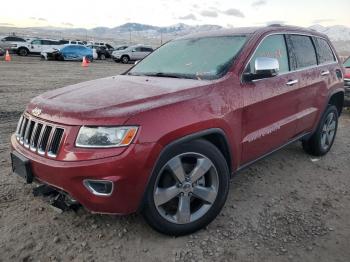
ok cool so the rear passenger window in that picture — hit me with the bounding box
[314,38,335,64]
[286,35,317,69]
[248,34,289,74]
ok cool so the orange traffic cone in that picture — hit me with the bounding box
[81,56,89,67]
[5,50,11,62]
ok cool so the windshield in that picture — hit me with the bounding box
[344,57,350,68]
[128,35,248,80]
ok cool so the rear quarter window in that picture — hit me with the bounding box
[314,37,336,64]
[286,35,317,69]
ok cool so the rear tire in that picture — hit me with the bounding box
[121,55,129,64]
[302,105,338,156]
[142,139,230,236]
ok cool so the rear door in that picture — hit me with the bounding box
[140,47,153,59]
[312,37,343,117]
[285,34,321,134]
[131,47,143,60]
[241,34,300,164]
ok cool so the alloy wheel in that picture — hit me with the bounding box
[320,112,336,150]
[153,152,219,224]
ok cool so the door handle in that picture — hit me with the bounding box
[321,70,330,76]
[286,79,298,86]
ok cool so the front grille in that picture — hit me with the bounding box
[15,115,64,158]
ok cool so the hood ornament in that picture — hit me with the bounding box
[32,107,42,117]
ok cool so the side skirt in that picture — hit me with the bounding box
[235,132,311,174]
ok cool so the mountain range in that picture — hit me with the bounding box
[1,22,350,41]
[0,22,349,55]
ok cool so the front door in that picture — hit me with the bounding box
[240,34,300,164]
[30,40,43,53]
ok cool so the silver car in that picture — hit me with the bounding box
[112,45,153,64]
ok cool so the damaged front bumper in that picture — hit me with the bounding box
[11,134,160,214]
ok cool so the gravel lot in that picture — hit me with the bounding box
[0,56,349,262]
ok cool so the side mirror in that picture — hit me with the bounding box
[244,57,279,81]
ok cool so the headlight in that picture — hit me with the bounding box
[76,126,138,148]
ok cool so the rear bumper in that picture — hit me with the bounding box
[11,134,161,214]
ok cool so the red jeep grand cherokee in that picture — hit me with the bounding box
[11,26,345,235]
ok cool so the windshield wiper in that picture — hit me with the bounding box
[128,72,196,79]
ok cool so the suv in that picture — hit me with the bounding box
[58,40,85,45]
[0,36,28,52]
[10,26,344,236]
[16,39,62,56]
[112,44,153,63]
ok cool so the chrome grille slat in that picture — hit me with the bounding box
[15,116,24,138]
[19,118,28,144]
[24,120,35,148]
[15,114,64,158]
[38,125,52,155]
[48,128,64,158]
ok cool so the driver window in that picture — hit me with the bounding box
[247,34,289,74]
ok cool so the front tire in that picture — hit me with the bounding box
[302,105,338,156]
[142,139,230,236]
[100,54,106,60]
[17,47,29,56]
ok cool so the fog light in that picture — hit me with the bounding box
[83,180,114,196]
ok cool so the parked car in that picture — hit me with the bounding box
[112,44,153,63]
[344,57,350,106]
[0,36,28,52]
[86,45,110,60]
[104,45,127,56]
[16,39,62,56]
[41,45,96,61]
[114,45,128,51]
[10,26,345,236]
[58,40,85,45]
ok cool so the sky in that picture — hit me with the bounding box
[0,0,349,29]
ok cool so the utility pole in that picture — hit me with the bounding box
[129,29,131,45]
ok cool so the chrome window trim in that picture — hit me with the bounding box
[241,32,339,84]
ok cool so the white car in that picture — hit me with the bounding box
[112,44,153,64]
[0,36,28,52]
[58,40,85,45]
[16,39,62,56]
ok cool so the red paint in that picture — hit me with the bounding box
[11,26,345,214]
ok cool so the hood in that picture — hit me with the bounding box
[28,75,212,125]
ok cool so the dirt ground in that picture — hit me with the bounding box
[0,56,349,262]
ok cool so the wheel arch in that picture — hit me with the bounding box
[328,90,344,116]
[137,128,233,212]
[17,46,29,55]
